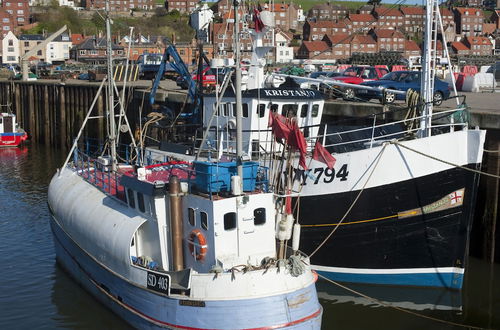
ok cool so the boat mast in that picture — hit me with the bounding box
[420,0,436,138]
[234,0,243,183]
[105,0,117,171]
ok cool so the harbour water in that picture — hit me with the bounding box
[0,144,498,329]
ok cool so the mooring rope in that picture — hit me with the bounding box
[309,144,387,258]
[390,140,500,179]
[318,274,488,330]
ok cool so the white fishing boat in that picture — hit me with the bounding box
[47,2,323,328]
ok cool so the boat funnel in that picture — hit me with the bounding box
[169,175,184,271]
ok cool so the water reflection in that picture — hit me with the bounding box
[51,265,132,329]
[317,280,462,311]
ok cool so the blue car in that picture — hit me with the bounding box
[355,71,451,106]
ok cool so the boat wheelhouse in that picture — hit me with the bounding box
[0,112,28,147]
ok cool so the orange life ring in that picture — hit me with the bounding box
[188,229,208,261]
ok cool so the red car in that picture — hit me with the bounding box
[176,66,217,89]
[330,66,389,100]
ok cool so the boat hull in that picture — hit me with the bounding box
[296,130,484,289]
[48,172,323,329]
[0,132,28,147]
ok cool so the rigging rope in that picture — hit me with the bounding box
[318,274,487,330]
[390,140,500,179]
[309,144,387,258]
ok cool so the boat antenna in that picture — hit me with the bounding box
[105,0,117,171]
[234,0,243,186]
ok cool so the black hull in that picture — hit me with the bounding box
[298,164,481,288]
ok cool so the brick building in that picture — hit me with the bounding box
[322,34,352,59]
[308,3,348,21]
[85,0,155,11]
[369,28,405,53]
[296,40,330,60]
[451,41,470,55]
[463,36,492,55]
[346,13,377,33]
[373,7,404,30]
[351,34,377,55]
[70,37,124,65]
[400,6,424,34]
[0,10,15,37]
[454,7,483,36]
[1,0,29,27]
[303,20,348,41]
[268,3,300,31]
[404,39,420,58]
[166,0,197,14]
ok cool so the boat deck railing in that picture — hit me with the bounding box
[189,105,469,158]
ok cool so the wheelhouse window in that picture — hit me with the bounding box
[137,192,145,213]
[201,211,208,230]
[282,104,298,117]
[300,104,308,118]
[224,212,237,230]
[127,189,135,208]
[188,208,195,226]
[311,104,319,117]
[257,104,266,118]
[254,208,266,225]
[270,104,278,113]
[232,103,249,117]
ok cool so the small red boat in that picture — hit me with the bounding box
[0,112,28,147]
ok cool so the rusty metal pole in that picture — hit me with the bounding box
[169,175,184,270]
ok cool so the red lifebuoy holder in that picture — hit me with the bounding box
[188,229,208,261]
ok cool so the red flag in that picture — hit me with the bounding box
[289,121,308,170]
[253,8,265,32]
[269,112,291,142]
[312,140,336,169]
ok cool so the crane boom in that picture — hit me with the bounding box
[21,25,68,81]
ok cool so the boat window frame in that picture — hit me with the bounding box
[282,104,298,118]
[254,207,266,226]
[188,207,196,226]
[137,192,146,213]
[127,188,135,208]
[300,104,308,118]
[201,211,208,230]
[257,104,266,118]
[312,104,319,117]
[223,212,237,231]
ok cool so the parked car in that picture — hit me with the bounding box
[330,66,389,99]
[486,61,500,81]
[355,70,451,106]
[176,66,217,89]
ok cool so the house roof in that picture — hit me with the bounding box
[302,40,329,52]
[451,41,469,51]
[455,7,482,17]
[374,7,403,17]
[353,35,376,44]
[371,28,405,38]
[400,6,424,16]
[310,3,348,11]
[405,39,420,51]
[466,36,492,46]
[323,34,352,45]
[348,13,376,23]
[439,7,453,17]
[73,37,124,50]
[19,34,45,41]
